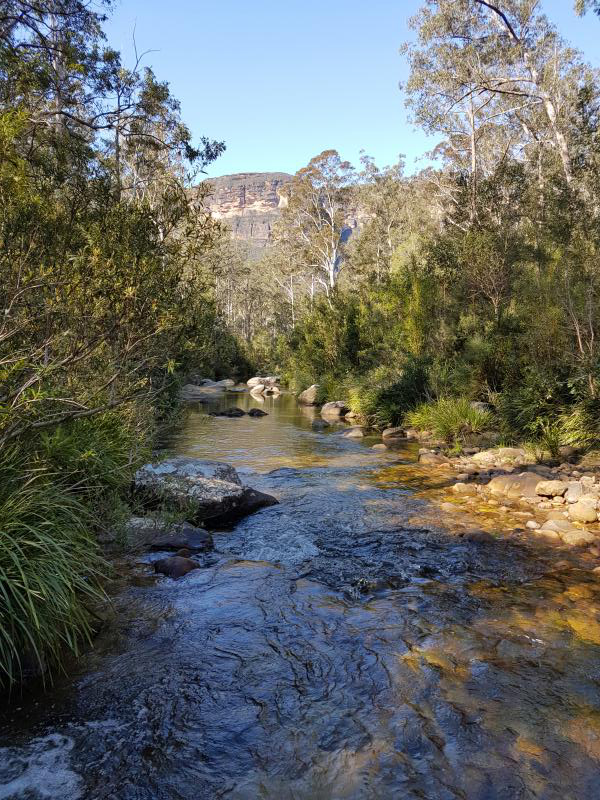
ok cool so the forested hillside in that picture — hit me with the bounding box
[211,1,600,451]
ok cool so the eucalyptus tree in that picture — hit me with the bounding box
[274,150,357,297]
[575,0,600,16]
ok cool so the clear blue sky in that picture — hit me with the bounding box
[104,1,600,178]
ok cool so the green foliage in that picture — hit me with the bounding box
[405,398,494,444]
[348,361,430,428]
[0,447,107,688]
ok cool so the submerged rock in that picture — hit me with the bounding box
[211,408,246,417]
[248,408,268,417]
[134,457,278,527]
[154,555,201,579]
[312,418,330,430]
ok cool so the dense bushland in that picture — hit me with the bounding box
[0,1,244,686]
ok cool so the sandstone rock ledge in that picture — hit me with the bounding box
[134,457,278,528]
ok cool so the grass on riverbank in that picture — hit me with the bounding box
[0,412,151,689]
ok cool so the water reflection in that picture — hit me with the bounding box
[1,390,599,799]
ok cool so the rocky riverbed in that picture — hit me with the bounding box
[1,391,600,800]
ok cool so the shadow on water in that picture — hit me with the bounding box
[1,391,600,799]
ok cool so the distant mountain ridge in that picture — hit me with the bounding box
[199,170,366,253]
[201,172,292,250]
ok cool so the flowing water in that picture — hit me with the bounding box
[2,392,600,799]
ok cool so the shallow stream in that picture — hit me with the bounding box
[2,392,600,799]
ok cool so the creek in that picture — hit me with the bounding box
[1,392,600,799]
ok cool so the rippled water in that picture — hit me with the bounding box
[2,391,600,799]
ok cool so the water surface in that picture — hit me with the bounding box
[2,392,600,799]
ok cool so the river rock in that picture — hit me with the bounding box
[312,418,330,430]
[487,472,541,499]
[565,482,583,504]
[452,482,478,496]
[419,452,450,466]
[298,384,319,405]
[568,498,598,523]
[134,457,278,527]
[343,426,365,438]
[263,386,281,396]
[526,520,540,530]
[154,555,201,579]
[535,480,568,497]
[472,447,526,466]
[540,518,577,535]
[149,523,214,553]
[372,443,387,450]
[321,401,350,417]
[180,383,226,403]
[211,408,246,417]
[247,377,265,387]
[250,384,265,395]
[248,408,268,417]
[214,379,236,387]
[381,426,405,441]
[560,528,596,546]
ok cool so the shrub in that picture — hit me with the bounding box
[348,359,430,427]
[404,397,494,443]
[0,448,107,688]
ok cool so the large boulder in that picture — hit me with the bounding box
[298,384,319,405]
[134,457,278,528]
[487,472,541,499]
[321,401,350,418]
[535,480,568,497]
[248,376,280,388]
[568,497,598,524]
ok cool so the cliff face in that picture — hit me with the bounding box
[200,171,365,253]
[202,172,292,250]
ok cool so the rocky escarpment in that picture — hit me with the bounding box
[202,172,292,251]
[199,171,366,253]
